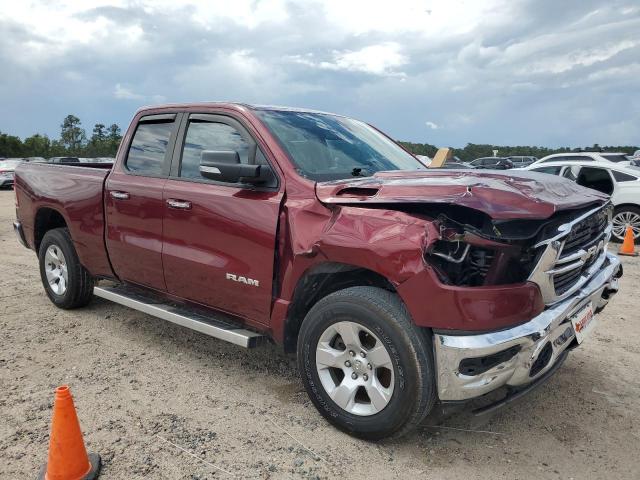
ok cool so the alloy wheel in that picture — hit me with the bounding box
[612,211,640,240]
[44,244,68,295]
[315,321,394,416]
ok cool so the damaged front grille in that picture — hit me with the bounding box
[561,207,609,256]
[529,203,613,304]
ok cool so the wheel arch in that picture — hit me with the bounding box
[282,262,398,353]
[612,203,640,212]
[34,207,69,253]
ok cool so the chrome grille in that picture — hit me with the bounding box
[528,204,613,305]
[561,208,609,256]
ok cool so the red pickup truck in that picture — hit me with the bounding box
[13,103,622,439]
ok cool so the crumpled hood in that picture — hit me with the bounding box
[315,170,608,220]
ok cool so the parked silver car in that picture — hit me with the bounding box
[0,159,22,188]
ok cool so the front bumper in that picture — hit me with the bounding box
[13,221,28,248]
[434,251,622,401]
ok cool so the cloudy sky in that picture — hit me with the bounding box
[1,0,638,147]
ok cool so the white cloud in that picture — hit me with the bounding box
[113,83,144,100]
[285,43,408,76]
[0,0,638,147]
[114,84,165,103]
[520,39,639,75]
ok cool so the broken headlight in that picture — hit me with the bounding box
[424,217,538,287]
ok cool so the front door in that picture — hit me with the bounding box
[161,113,283,324]
[105,114,178,291]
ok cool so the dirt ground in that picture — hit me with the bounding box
[0,189,639,479]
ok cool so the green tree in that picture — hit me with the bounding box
[92,123,106,143]
[60,115,86,153]
[0,132,24,157]
[23,134,51,157]
[86,123,108,156]
[107,123,122,153]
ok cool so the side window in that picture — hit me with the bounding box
[612,170,638,182]
[126,121,174,175]
[180,121,250,179]
[576,167,614,195]
[532,166,562,175]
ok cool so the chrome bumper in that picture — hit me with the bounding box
[434,251,622,401]
[13,221,28,248]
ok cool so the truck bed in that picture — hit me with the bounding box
[14,162,114,278]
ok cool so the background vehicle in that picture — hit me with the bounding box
[508,155,537,167]
[437,161,475,169]
[415,154,431,166]
[48,156,80,163]
[530,152,631,168]
[13,103,622,439]
[469,157,514,169]
[0,159,22,188]
[526,160,640,241]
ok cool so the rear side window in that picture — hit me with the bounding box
[180,121,251,179]
[612,170,638,182]
[543,155,592,163]
[126,121,174,175]
[601,154,629,163]
[576,167,614,195]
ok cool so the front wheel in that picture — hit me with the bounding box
[297,286,436,440]
[38,228,94,309]
[612,206,640,242]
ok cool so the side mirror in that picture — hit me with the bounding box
[199,150,265,184]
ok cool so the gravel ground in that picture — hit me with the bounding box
[1,188,639,479]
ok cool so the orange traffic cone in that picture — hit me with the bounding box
[619,226,638,257]
[38,386,101,480]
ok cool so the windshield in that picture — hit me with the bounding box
[254,109,425,181]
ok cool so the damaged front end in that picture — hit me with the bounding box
[313,171,623,407]
[429,202,623,404]
[424,207,543,288]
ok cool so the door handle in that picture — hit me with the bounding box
[166,199,192,210]
[110,191,130,200]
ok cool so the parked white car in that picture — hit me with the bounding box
[528,152,631,168]
[525,159,640,241]
[0,159,22,188]
[415,155,431,166]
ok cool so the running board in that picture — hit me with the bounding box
[93,285,265,348]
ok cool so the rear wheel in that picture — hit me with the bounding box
[38,228,94,309]
[612,206,640,242]
[297,286,436,440]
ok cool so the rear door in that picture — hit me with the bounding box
[161,112,283,324]
[105,113,179,291]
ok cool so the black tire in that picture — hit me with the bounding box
[612,206,640,243]
[38,228,94,309]
[297,286,436,440]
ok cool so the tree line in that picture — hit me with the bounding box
[1,115,637,161]
[399,141,639,162]
[0,115,122,158]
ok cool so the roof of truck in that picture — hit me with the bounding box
[136,102,343,117]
